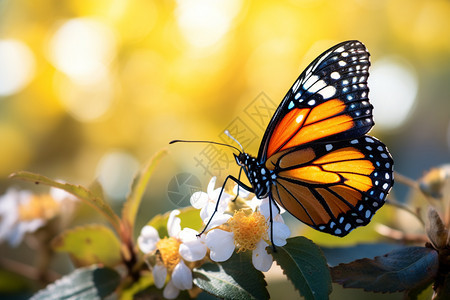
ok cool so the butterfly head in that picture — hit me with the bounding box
[233,152,247,167]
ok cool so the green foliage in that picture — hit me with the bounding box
[9,171,121,232]
[122,150,167,236]
[271,236,332,300]
[193,251,269,300]
[52,225,122,267]
[30,265,120,300]
[147,206,203,238]
[331,246,439,293]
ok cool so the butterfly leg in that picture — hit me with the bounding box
[197,175,253,237]
[268,194,277,252]
[232,167,244,202]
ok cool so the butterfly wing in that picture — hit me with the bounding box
[268,135,393,236]
[258,40,373,161]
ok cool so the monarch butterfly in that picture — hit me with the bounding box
[171,40,393,241]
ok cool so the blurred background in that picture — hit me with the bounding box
[0,0,449,298]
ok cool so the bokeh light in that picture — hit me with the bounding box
[369,57,418,130]
[96,151,140,202]
[0,1,449,297]
[175,0,242,49]
[48,18,117,82]
[0,40,36,96]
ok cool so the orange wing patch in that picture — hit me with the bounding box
[266,147,316,170]
[267,108,310,158]
[316,188,354,218]
[272,146,376,225]
[273,179,331,226]
[266,99,354,158]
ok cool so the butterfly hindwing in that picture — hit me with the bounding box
[268,135,393,236]
[259,40,373,161]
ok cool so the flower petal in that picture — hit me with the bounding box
[179,228,207,262]
[252,240,273,272]
[152,264,167,289]
[206,177,217,195]
[271,221,291,247]
[190,191,208,209]
[163,279,180,299]
[167,210,181,237]
[205,212,231,230]
[259,197,281,219]
[205,229,235,262]
[171,260,193,290]
[233,184,250,198]
[137,225,160,253]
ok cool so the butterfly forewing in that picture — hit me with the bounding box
[268,135,393,236]
[259,40,373,161]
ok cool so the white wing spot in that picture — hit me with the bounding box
[319,85,336,99]
[350,139,358,144]
[296,114,304,123]
[330,72,341,79]
[303,75,319,90]
[307,99,316,106]
[335,46,345,53]
[292,79,301,92]
[341,52,349,57]
[309,80,327,93]
[326,144,333,151]
[365,137,374,143]
[338,60,346,67]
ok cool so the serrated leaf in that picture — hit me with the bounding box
[271,236,331,300]
[122,150,167,236]
[321,242,403,267]
[9,171,121,232]
[146,206,203,238]
[31,265,120,300]
[52,225,121,267]
[193,251,269,300]
[331,246,439,293]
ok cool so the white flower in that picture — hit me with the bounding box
[137,210,207,299]
[203,196,290,272]
[190,177,233,223]
[0,188,75,247]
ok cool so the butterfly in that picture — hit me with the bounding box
[172,40,394,240]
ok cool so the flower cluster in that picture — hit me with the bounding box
[0,187,77,246]
[138,177,290,299]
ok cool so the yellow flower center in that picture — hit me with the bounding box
[18,194,60,221]
[227,210,268,252]
[156,237,181,273]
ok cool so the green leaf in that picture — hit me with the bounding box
[331,246,439,293]
[30,265,120,300]
[321,243,402,267]
[52,225,122,267]
[193,251,269,300]
[9,171,121,232]
[271,236,332,300]
[146,206,203,238]
[122,150,167,235]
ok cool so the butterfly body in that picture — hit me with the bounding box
[232,40,393,237]
[234,152,275,199]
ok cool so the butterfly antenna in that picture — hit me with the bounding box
[169,139,241,153]
[224,130,244,152]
